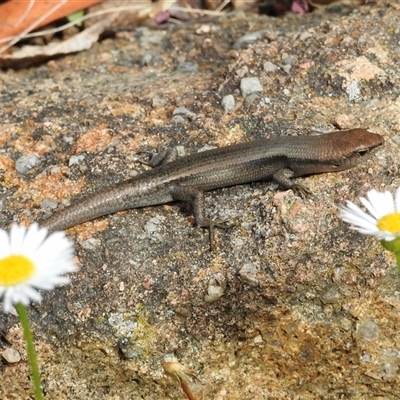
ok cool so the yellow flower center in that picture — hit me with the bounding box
[0,255,35,286]
[377,212,400,234]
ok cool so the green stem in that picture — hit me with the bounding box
[16,303,43,400]
[380,240,400,275]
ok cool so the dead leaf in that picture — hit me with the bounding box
[0,0,103,51]
[0,13,117,69]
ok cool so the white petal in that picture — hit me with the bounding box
[32,276,71,290]
[343,216,378,232]
[359,193,379,219]
[2,291,13,313]
[9,225,26,254]
[375,231,396,241]
[23,223,48,257]
[340,202,378,226]
[382,191,395,214]
[20,285,42,304]
[34,231,74,268]
[7,286,29,307]
[360,190,388,219]
[340,208,377,227]
[395,187,400,212]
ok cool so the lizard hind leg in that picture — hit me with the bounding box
[136,147,179,167]
[170,185,235,251]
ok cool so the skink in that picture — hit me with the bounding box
[41,129,383,246]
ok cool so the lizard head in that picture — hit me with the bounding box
[326,128,384,170]
[290,128,384,177]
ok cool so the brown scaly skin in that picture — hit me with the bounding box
[41,129,383,248]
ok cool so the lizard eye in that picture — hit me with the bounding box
[356,149,369,157]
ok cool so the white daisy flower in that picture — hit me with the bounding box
[340,187,400,242]
[0,223,76,314]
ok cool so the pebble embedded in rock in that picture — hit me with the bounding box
[283,55,295,65]
[152,97,167,107]
[380,348,400,363]
[356,320,380,341]
[204,275,225,302]
[144,217,161,234]
[170,115,186,124]
[391,135,400,146]
[234,30,267,49]
[320,285,341,305]
[69,155,85,166]
[339,317,353,331]
[346,79,361,101]
[175,145,186,157]
[171,107,196,121]
[141,52,154,66]
[204,283,224,302]
[2,348,21,363]
[238,264,259,287]
[41,198,58,211]
[172,107,196,119]
[15,154,41,174]
[253,335,263,344]
[263,61,279,73]
[177,62,198,72]
[236,65,249,78]
[240,77,263,98]
[81,237,102,250]
[222,94,235,113]
[118,338,138,360]
[198,144,217,153]
[245,93,260,105]
[361,354,371,362]
[380,362,397,378]
[300,31,313,41]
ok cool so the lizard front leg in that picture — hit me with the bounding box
[169,185,233,251]
[272,168,312,198]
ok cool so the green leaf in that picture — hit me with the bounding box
[67,10,85,28]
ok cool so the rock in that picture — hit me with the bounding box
[197,144,217,153]
[245,93,260,105]
[240,77,263,97]
[356,320,380,341]
[15,154,40,174]
[320,285,341,304]
[346,79,361,101]
[238,264,259,287]
[300,31,313,41]
[173,106,196,117]
[204,282,224,302]
[144,217,161,234]
[204,273,226,302]
[152,97,167,107]
[2,348,21,363]
[177,62,198,72]
[170,115,186,124]
[41,198,58,211]
[283,55,295,65]
[263,61,279,73]
[69,154,85,166]
[234,30,270,49]
[222,94,235,113]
